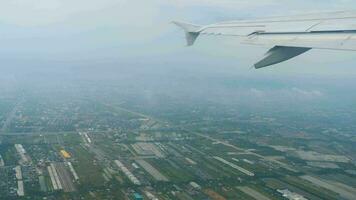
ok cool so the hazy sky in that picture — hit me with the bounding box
[0,0,356,77]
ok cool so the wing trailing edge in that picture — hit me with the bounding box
[173,21,202,46]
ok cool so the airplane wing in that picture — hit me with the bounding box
[173,11,356,68]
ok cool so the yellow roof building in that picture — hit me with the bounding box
[60,150,71,158]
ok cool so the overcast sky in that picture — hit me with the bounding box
[0,0,356,77]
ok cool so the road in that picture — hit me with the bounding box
[1,97,24,134]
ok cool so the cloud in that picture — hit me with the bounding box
[247,87,324,101]
[249,88,265,97]
[0,0,124,26]
[0,0,353,26]
[164,0,277,8]
[290,87,324,98]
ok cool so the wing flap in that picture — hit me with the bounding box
[254,46,311,69]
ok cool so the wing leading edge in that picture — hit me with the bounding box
[173,11,356,68]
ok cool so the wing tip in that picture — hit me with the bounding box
[172,21,201,32]
[173,21,202,46]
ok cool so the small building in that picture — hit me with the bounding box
[132,162,140,169]
[277,189,307,200]
[189,182,201,190]
[132,193,143,200]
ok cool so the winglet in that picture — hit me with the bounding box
[173,21,202,46]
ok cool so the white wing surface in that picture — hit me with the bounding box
[173,11,356,68]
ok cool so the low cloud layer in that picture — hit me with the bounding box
[248,87,324,102]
